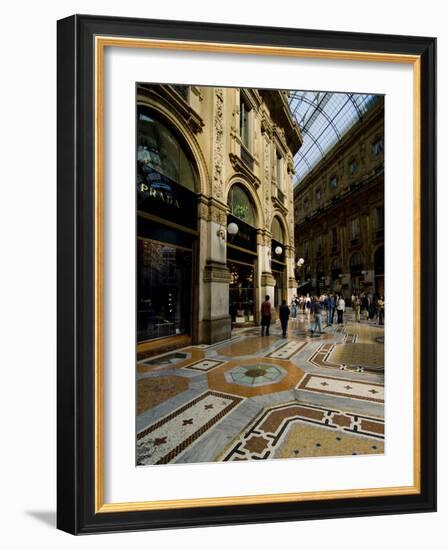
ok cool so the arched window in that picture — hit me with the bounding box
[271,216,285,244]
[227,184,256,227]
[137,107,198,192]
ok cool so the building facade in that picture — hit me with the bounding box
[293,98,384,299]
[137,84,302,351]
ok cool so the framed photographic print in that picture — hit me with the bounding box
[57,14,436,534]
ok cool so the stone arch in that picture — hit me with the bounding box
[225,176,264,229]
[136,96,210,196]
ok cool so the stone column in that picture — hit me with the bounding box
[199,200,232,344]
[285,244,297,304]
[258,230,275,322]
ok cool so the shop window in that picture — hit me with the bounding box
[228,184,256,227]
[350,218,360,242]
[373,137,384,157]
[349,159,358,176]
[137,240,192,342]
[137,108,198,192]
[228,262,255,323]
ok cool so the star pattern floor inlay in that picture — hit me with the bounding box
[136,311,384,465]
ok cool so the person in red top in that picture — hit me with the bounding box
[260,295,272,336]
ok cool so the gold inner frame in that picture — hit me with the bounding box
[94,36,421,513]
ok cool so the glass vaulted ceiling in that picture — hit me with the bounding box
[288,91,379,186]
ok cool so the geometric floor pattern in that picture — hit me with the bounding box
[136,310,384,465]
[222,401,384,461]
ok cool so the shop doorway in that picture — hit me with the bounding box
[228,260,255,324]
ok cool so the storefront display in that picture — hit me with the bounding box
[137,105,198,344]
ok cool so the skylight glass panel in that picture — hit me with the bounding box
[289,91,379,185]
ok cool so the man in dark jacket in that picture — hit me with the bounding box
[260,295,272,336]
[279,300,290,338]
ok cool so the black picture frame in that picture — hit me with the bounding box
[57,14,436,534]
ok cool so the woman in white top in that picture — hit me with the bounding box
[336,296,345,324]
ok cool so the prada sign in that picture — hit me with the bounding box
[138,182,181,209]
[137,164,197,230]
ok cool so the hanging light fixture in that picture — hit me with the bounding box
[227,222,239,236]
[274,245,283,256]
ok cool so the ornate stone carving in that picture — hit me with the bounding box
[261,271,276,287]
[260,113,273,138]
[203,261,230,283]
[264,136,271,222]
[213,88,225,200]
[230,104,239,136]
[288,277,298,288]
[228,153,261,188]
[209,203,227,225]
[198,201,209,221]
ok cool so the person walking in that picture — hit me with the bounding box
[353,294,361,322]
[329,294,336,325]
[290,297,297,320]
[377,296,385,325]
[260,295,272,336]
[279,300,290,338]
[336,295,345,324]
[310,297,323,334]
[325,294,333,326]
[305,294,311,319]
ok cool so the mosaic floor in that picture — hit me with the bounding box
[136,310,384,466]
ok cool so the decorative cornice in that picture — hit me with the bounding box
[203,261,230,283]
[138,84,204,134]
[229,153,261,189]
[288,277,298,288]
[261,272,276,287]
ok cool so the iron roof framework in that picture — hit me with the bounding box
[288,91,380,185]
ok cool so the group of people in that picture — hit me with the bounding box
[350,292,385,325]
[260,291,385,339]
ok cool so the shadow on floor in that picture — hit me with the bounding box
[25,510,56,528]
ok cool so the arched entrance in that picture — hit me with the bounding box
[374,246,385,296]
[227,184,258,326]
[271,216,287,307]
[136,106,200,344]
